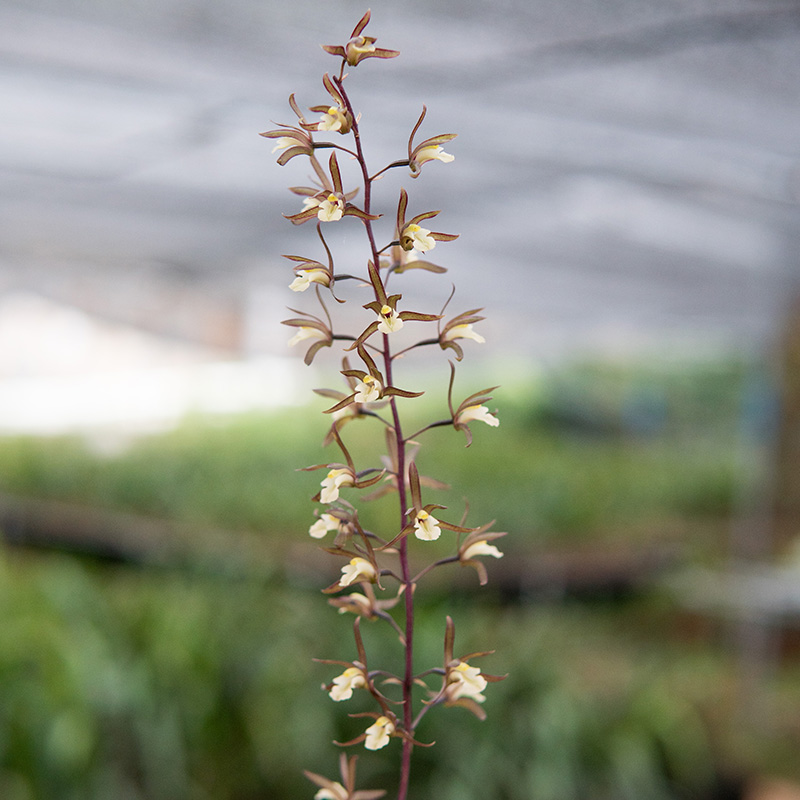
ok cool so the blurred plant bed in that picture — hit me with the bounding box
[1,543,798,800]
[474,599,800,794]
[0,490,274,573]
[0,486,718,610]
[0,356,746,583]
[663,559,800,667]
[0,359,785,799]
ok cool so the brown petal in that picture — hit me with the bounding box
[322,44,346,57]
[351,9,371,38]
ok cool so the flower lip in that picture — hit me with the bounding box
[414,509,441,541]
[443,323,485,344]
[447,660,487,702]
[346,35,376,60]
[318,106,350,133]
[364,716,395,750]
[339,557,377,587]
[314,783,347,800]
[377,305,403,334]
[410,143,455,176]
[289,268,330,292]
[401,223,436,253]
[317,194,345,222]
[354,374,382,404]
[309,512,340,539]
[462,539,503,561]
[271,134,304,153]
[260,126,313,163]
[320,468,354,503]
[288,326,328,348]
[456,404,499,428]
[328,666,366,701]
[415,145,455,166]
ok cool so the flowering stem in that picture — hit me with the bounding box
[335,75,415,800]
[405,419,454,442]
[273,20,503,800]
[391,339,439,360]
[411,697,441,731]
[313,142,359,159]
[410,556,459,585]
[376,610,407,644]
[370,160,411,181]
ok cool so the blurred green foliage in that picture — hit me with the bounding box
[0,358,745,550]
[0,358,780,798]
[0,547,743,800]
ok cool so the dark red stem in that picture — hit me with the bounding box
[335,75,414,800]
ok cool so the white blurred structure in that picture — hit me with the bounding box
[0,292,307,434]
[2,0,800,432]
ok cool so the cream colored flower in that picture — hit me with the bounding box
[364,716,395,750]
[317,193,345,222]
[456,404,499,428]
[442,323,485,344]
[353,374,382,403]
[329,667,366,701]
[413,509,441,541]
[462,539,503,560]
[447,661,487,702]
[318,106,349,132]
[288,326,328,348]
[402,223,435,253]
[314,783,347,800]
[414,145,454,166]
[340,557,377,587]
[345,36,376,62]
[320,469,354,503]
[333,592,371,615]
[289,268,330,292]
[309,513,340,539]
[377,304,403,334]
[261,126,313,163]
[271,134,306,153]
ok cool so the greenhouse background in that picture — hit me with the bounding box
[2,0,800,797]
